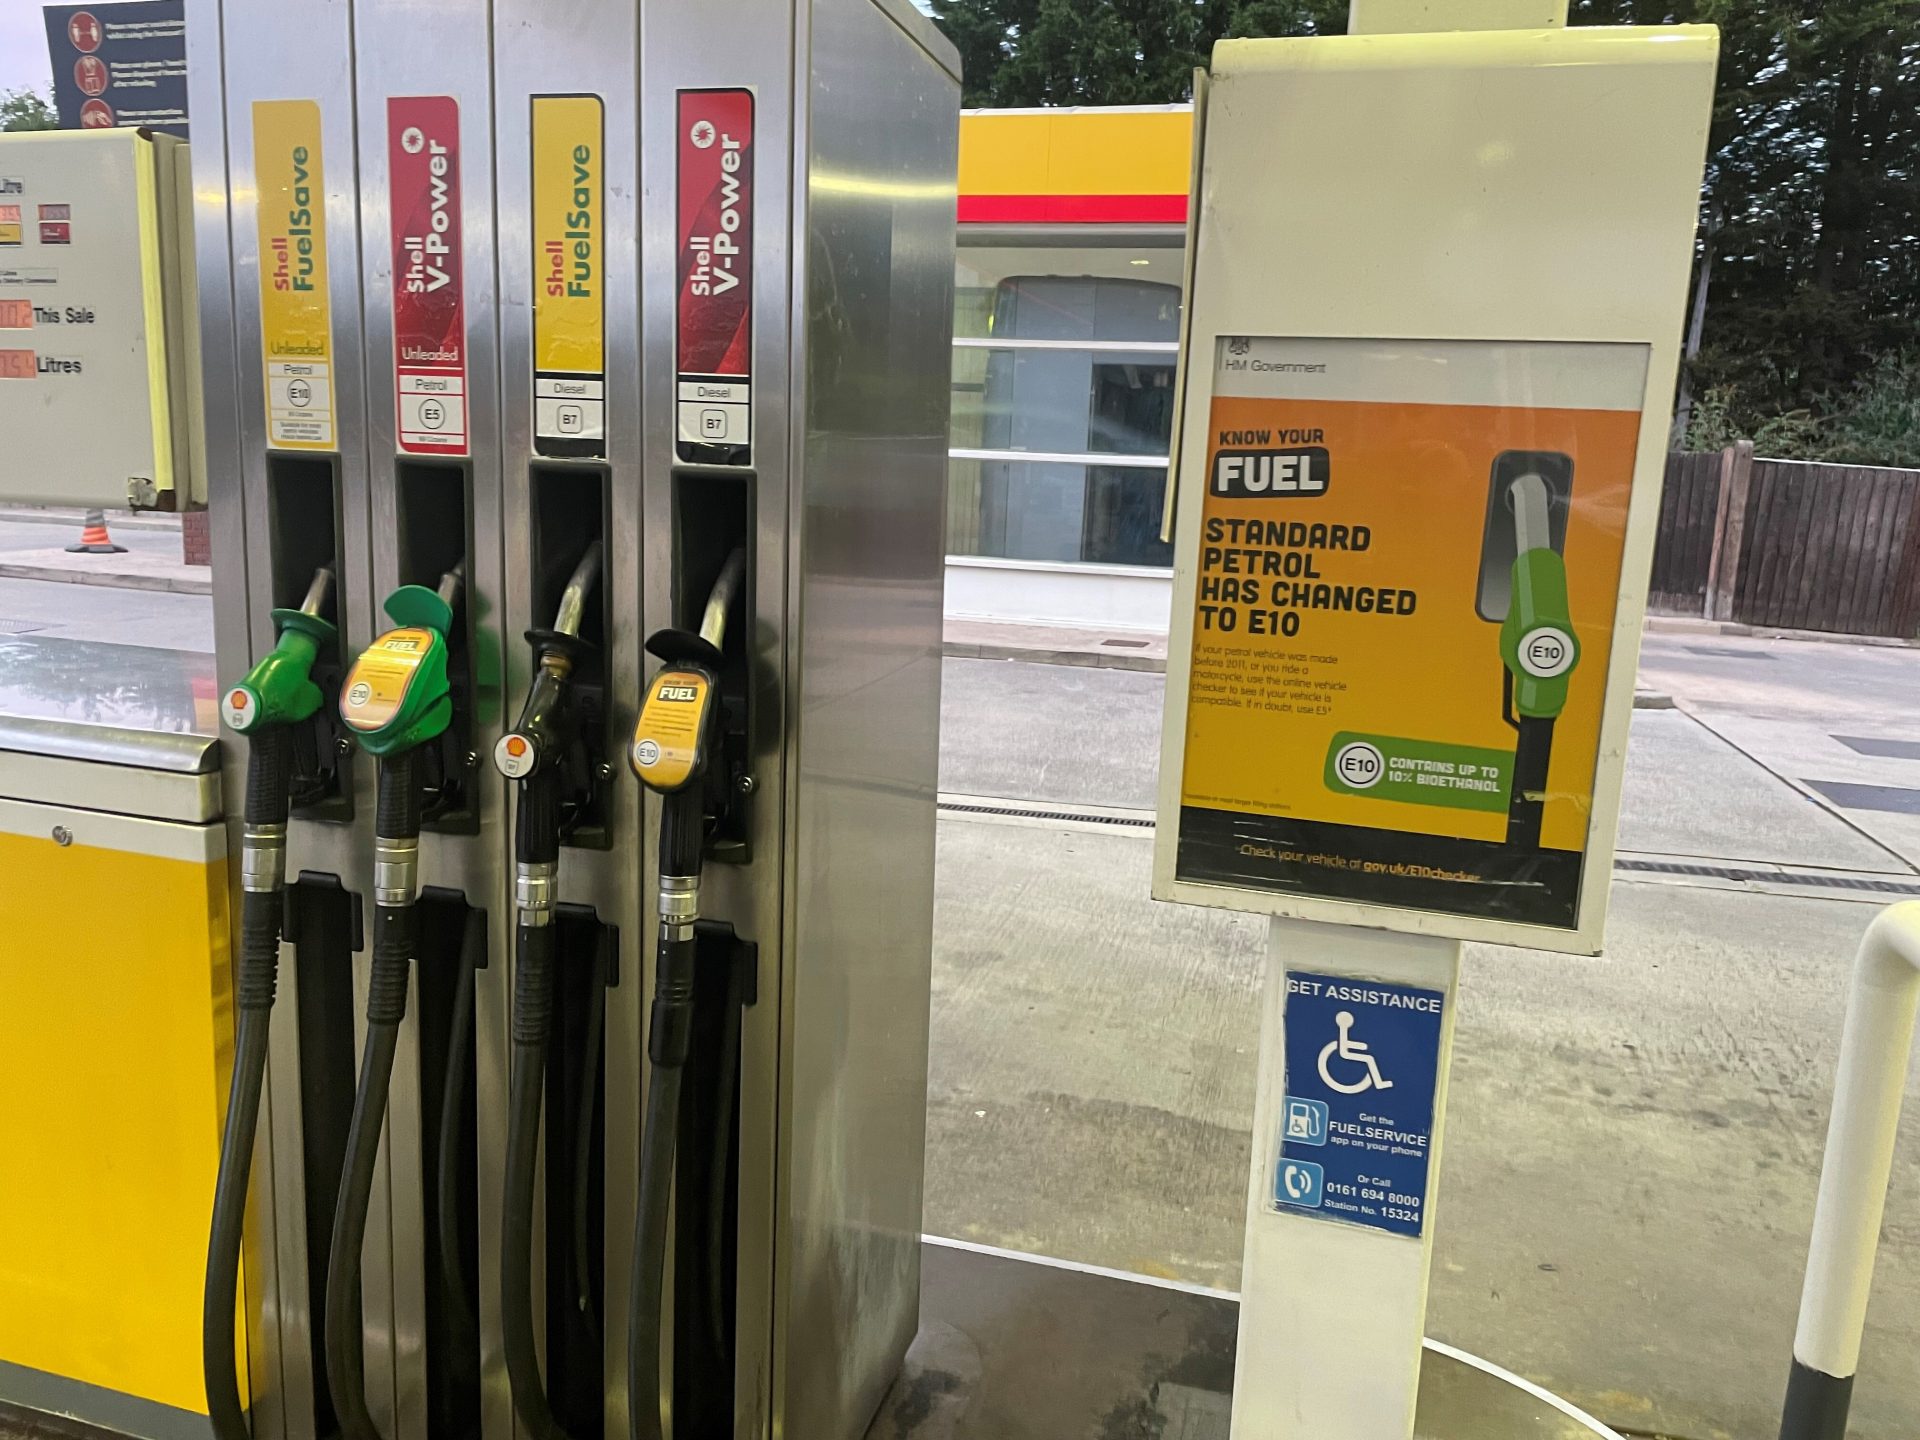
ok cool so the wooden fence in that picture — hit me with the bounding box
[1646,447,1920,638]
[1648,451,1723,616]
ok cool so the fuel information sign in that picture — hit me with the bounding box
[1166,337,1650,934]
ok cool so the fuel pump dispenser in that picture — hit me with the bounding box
[1492,464,1579,850]
[497,540,607,1440]
[204,567,339,1440]
[326,568,463,1440]
[191,5,959,1439]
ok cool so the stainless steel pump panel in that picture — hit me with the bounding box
[193,5,958,1440]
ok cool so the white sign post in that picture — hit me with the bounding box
[1152,9,1719,1435]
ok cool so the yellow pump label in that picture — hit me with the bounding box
[340,627,433,733]
[253,100,337,449]
[531,93,606,454]
[631,668,712,793]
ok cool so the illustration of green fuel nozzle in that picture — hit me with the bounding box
[325,564,462,1440]
[626,547,745,1440]
[203,566,336,1440]
[497,540,604,1440]
[1486,461,1579,850]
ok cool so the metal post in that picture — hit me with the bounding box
[1780,902,1920,1440]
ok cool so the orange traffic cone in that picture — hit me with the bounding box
[66,507,127,554]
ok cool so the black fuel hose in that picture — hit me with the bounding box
[323,752,421,1440]
[503,920,570,1440]
[706,955,742,1353]
[626,1007,686,1440]
[435,951,476,1346]
[204,723,294,1440]
[629,791,704,1440]
[572,948,606,1341]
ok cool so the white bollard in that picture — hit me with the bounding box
[1780,901,1920,1440]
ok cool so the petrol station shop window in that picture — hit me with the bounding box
[948,246,1183,568]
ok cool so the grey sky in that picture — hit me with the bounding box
[1,0,54,99]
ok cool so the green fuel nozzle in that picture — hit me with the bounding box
[324,564,464,1440]
[1497,474,1579,720]
[222,567,337,736]
[205,565,336,1440]
[340,566,463,759]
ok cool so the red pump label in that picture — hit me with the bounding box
[675,88,753,461]
[387,95,469,455]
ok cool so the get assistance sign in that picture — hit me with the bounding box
[1274,970,1444,1238]
[1163,337,1649,936]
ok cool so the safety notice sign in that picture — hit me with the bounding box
[1170,337,1649,933]
[253,100,336,449]
[1273,969,1444,1238]
[387,96,468,456]
[675,88,753,465]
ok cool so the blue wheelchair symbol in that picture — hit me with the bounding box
[1276,1158,1325,1210]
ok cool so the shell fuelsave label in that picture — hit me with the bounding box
[387,95,468,455]
[531,93,605,456]
[341,627,434,733]
[253,100,336,449]
[631,669,712,793]
[1174,337,1650,931]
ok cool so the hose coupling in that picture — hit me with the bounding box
[374,835,421,908]
[515,860,557,927]
[658,873,700,940]
[241,822,288,894]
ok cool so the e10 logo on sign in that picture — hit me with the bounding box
[1517,626,1576,678]
[1275,969,1444,1238]
[1332,740,1384,790]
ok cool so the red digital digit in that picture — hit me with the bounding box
[0,350,37,379]
[0,300,33,330]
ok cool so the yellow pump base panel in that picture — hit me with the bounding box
[0,725,240,1440]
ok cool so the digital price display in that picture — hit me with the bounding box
[0,300,34,330]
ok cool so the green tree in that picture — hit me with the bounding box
[928,0,1345,107]
[0,88,57,133]
[1576,1,1919,450]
